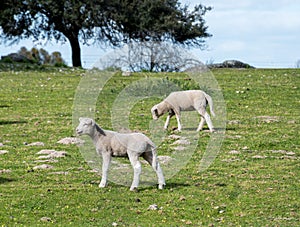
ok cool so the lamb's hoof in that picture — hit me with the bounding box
[130,187,139,192]
[99,182,106,188]
[158,184,165,190]
[210,129,216,133]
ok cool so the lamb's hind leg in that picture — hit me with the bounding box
[197,108,215,132]
[143,152,165,189]
[204,112,215,132]
[128,153,142,191]
[175,113,182,131]
[197,116,206,132]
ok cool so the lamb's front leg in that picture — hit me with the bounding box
[99,152,111,188]
[164,114,171,130]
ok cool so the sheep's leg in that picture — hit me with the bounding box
[196,116,206,132]
[128,153,141,191]
[143,152,165,189]
[203,112,215,132]
[164,111,174,130]
[197,108,215,132]
[155,162,165,189]
[175,113,182,131]
[99,153,111,188]
[164,115,171,130]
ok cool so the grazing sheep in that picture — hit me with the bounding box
[151,90,216,132]
[76,117,165,191]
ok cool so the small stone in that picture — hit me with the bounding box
[173,146,186,151]
[33,164,54,170]
[148,204,158,210]
[252,155,267,159]
[179,195,186,201]
[228,150,240,154]
[157,156,173,165]
[27,142,45,146]
[0,169,12,174]
[172,139,190,145]
[36,150,56,155]
[168,135,182,140]
[40,217,52,222]
[0,150,9,155]
[49,171,69,175]
[57,137,84,145]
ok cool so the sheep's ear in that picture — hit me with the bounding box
[154,108,159,117]
[79,117,82,122]
[90,119,95,126]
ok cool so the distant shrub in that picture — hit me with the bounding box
[1,47,67,67]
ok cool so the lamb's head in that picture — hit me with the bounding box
[151,103,165,120]
[76,117,95,136]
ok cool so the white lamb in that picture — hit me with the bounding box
[151,90,216,132]
[76,117,165,191]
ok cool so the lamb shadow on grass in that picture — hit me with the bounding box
[0,120,27,125]
[83,180,190,191]
[0,177,15,184]
[173,127,230,132]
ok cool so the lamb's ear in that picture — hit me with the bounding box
[90,119,95,126]
[154,108,159,117]
[79,117,82,122]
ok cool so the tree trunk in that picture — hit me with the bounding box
[68,35,82,67]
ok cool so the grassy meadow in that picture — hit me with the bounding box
[0,64,299,226]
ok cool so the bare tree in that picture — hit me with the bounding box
[295,59,300,68]
[96,42,204,72]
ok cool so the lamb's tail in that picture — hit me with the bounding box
[204,93,216,117]
[148,141,158,170]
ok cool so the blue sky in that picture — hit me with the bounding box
[1,0,299,68]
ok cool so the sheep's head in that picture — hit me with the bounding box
[151,104,161,120]
[76,117,95,136]
[151,101,169,120]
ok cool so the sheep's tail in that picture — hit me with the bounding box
[149,141,158,170]
[204,93,216,117]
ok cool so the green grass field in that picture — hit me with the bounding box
[0,65,299,226]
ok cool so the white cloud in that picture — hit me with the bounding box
[183,0,300,67]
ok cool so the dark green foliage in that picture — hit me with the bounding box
[0,46,67,66]
[0,0,211,67]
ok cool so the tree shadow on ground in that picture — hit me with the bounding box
[0,177,15,184]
